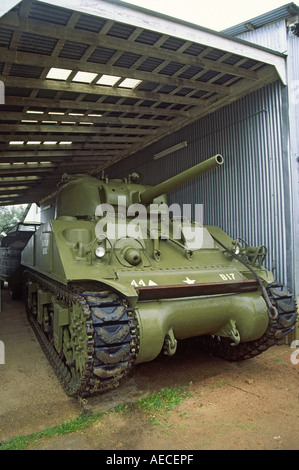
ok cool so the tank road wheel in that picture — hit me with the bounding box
[59,299,94,396]
[23,273,92,396]
[198,283,298,361]
[23,272,137,397]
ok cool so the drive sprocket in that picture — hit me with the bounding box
[197,282,298,361]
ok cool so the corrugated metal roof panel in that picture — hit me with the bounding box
[36,89,58,99]
[159,62,184,76]
[183,43,207,56]
[9,64,43,79]
[29,0,72,25]
[178,66,204,79]
[58,41,89,60]
[0,27,13,47]
[160,36,185,51]
[113,52,142,68]
[74,14,106,33]
[137,57,164,72]
[5,87,33,97]
[135,30,162,45]
[87,46,117,64]
[107,22,135,39]
[18,32,58,55]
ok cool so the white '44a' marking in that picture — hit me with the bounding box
[131,279,157,287]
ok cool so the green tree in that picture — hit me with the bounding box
[0,204,28,235]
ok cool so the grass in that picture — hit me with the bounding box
[137,384,193,414]
[0,384,193,450]
[0,412,100,450]
[210,380,226,390]
[135,383,193,426]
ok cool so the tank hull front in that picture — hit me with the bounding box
[135,290,269,363]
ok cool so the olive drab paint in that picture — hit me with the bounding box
[20,155,298,396]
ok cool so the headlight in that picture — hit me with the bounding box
[95,246,106,258]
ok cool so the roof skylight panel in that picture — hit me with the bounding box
[96,75,121,86]
[72,71,98,83]
[118,78,142,89]
[46,68,72,80]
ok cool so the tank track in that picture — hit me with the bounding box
[197,282,298,361]
[23,270,137,397]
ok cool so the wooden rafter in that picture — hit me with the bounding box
[0,0,285,205]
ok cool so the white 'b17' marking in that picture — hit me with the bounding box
[219,273,235,281]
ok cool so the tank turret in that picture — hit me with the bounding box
[55,154,223,216]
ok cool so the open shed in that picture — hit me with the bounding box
[0,0,287,202]
[0,0,298,339]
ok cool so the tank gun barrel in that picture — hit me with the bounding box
[139,154,224,205]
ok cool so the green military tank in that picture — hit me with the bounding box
[21,155,297,397]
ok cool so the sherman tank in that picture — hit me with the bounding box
[21,154,297,397]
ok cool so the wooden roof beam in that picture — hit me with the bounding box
[0,49,231,96]
[38,0,285,83]
[0,150,120,160]
[2,76,209,108]
[0,111,171,127]
[0,123,157,135]
[1,12,260,80]
[0,143,133,150]
[3,96,187,118]
[0,134,143,143]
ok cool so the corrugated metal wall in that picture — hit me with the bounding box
[109,79,293,291]
[109,16,299,298]
[237,18,299,302]
[287,25,299,300]
[236,20,287,53]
